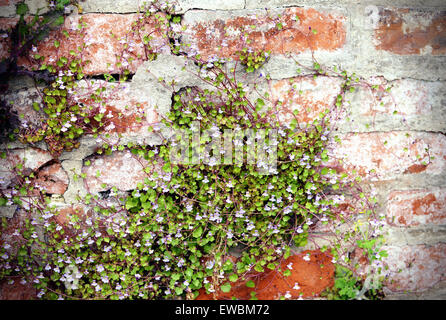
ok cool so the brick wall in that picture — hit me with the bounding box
[0,0,445,299]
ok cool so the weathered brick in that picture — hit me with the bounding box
[374,9,446,55]
[270,76,343,124]
[75,80,158,136]
[182,7,346,60]
[197,250,334,300]
[0,147,53,189]
[53,204,86,225]
[350,78,440,116]
[384,244,446,292]
[3,87,45,130]
[339,78,446,132]
[329,132,446,180]
[82,150,150,193]
[0,17,17,30]
[387,188,446,226]
[21,13,170,75]
[34,162,68,195]
[0,279,37,300]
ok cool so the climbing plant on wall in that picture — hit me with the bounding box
[0,0,392,300]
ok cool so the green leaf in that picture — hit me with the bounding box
[246,280,255,288]
[175,287,183,296]
[193,226,203,238]
[220,283,231,293]
[53,15,65,26]
[16,3,29,15]
[229,274,238,282]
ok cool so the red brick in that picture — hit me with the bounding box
[182,7,346,60]
[53,204,85,226]
[34,163,68,195]
[387,188,446,226]
[0,17,17,30]
[0,0,19,6]
[375,9,446,55]
[270,76,342,124]
[196,250,334,300]
[19,13,170,75]
[329,132,446,180]
[384,244,446,292]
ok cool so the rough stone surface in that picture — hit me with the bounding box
[61,160,87,204]
[82,150,150,193]
[0,204,17,218]
[174,0,245,14]
[0,1,18,18]
[132,54,205,89]
[384,225,446,247]
[2,87,45,130]
[79,0,141,13]
[0,0,47,17]
[246,0,446,9]
[79,0,246,14]
[384,281,446,300]
[130,54,207,141]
